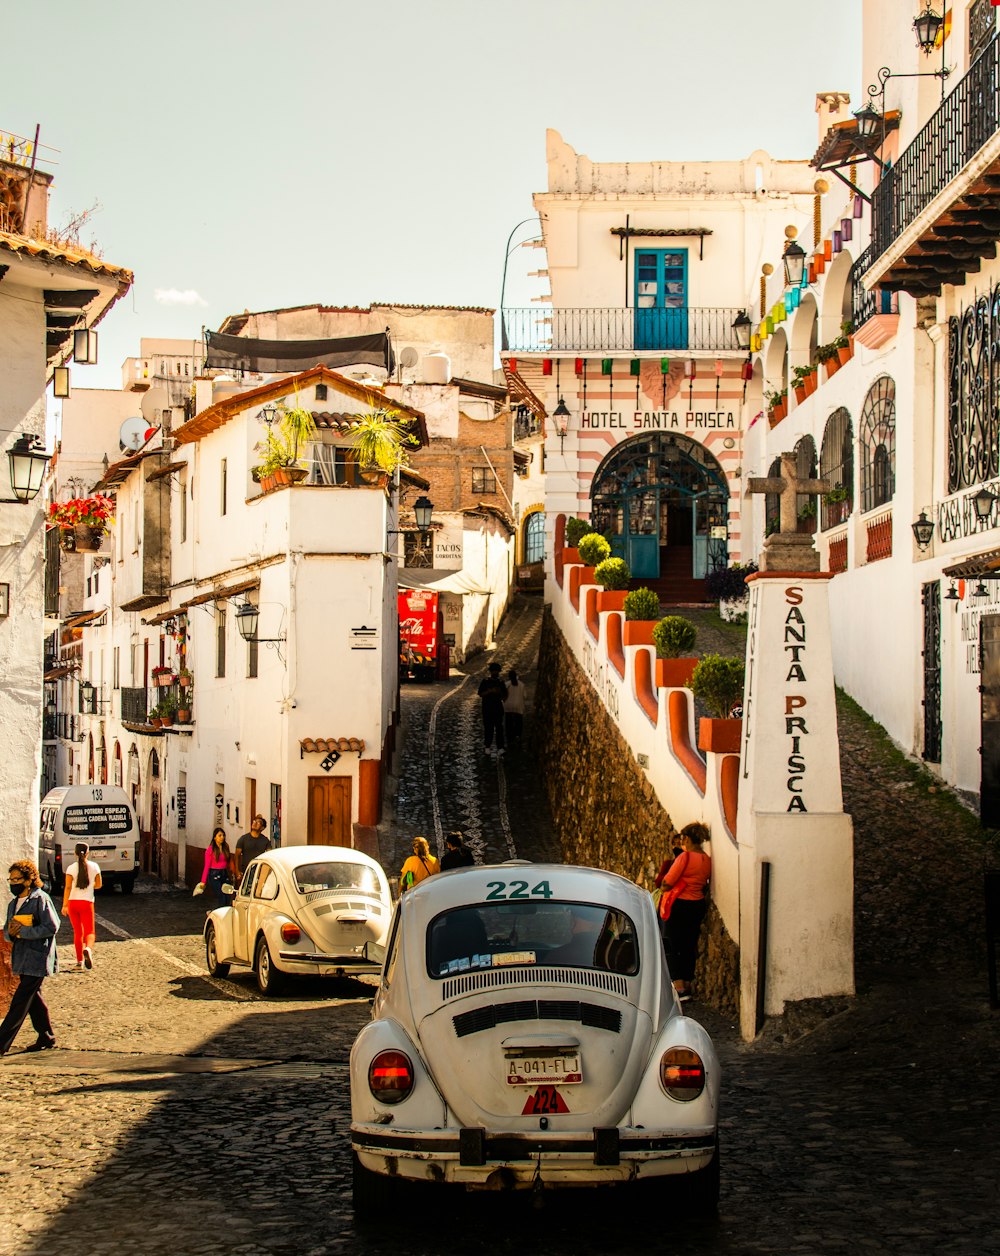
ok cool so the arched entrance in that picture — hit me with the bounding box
[590,433,730,587]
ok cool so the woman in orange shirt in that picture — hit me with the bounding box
[654,821,712,1002]
[399,836,440,894]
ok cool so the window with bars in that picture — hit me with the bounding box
[216,603,226,678]
[820,407,854,531]
[948,284,1000,492]
[524,512,545,564]
[860,377,896,513]
[472,467,496,495]
[403,532,433,568]
[794,435,819,533]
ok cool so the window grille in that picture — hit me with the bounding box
[859,377,896,513]
[820,408,854,531]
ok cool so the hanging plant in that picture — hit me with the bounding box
[47,494,115,531]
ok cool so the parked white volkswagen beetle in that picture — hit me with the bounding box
[204,845,392,995]
[349,861,719,1214]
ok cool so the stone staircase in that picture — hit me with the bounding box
[631,546,710,605]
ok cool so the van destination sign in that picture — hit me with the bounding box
[64,804,133,836]
[579,410,736,431]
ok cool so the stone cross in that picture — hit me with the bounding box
[746,451,832,572]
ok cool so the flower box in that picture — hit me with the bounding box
[561,547,581,565]
[154,673,175,688]
[596,591,628,613]
[697,717,742,754]
[655,658,698,688]
[623,621,656,647]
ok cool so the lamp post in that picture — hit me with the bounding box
[500,216,542,352]
[732,311,752,352]
[1,434,51,503]
[782,240,807,288]
[973,485,997,523]
[235,601,286,650]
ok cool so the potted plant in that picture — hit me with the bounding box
[351,407,419,481]
[253,391,318,490]
[565,517,595,548]
[158,693,177,728]
[791,366,810,405]
[705,561,757,622]
[594,557,631,611]
[148,703,163,729]
[804,363,819,396]
[151,665,174,688]
[823,483,850,525]
[691,654,745,753]
[622,586,660,646]
[577,532,611,567]
[178,667,193,689]
[765,387,788,426]
[797,499,818,534]
[47,494,115,552]
[839,319,855,361]
[816,341,840,379]
[652,615,699,687]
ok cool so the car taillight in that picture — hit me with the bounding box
[280,923,301,943]
[660,1048,705,1101]
[369,1050,414,1104]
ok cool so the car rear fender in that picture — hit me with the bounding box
[205,908,236,963]
[259,912,318,959]
[630,1014,720,1131]
[349,1018,447,1129]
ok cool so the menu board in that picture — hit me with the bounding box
[63,804,134,837]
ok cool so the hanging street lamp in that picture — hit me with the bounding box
[3,434,51,503]
[911,510,935,550]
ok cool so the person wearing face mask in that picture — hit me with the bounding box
[0,859,60,1055]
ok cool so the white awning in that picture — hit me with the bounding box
[398,569,491,596]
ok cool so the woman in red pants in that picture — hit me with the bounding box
[62,842,102,970]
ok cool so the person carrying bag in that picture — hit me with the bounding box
[654,822,712,1002]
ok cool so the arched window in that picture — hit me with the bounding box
[765,457,781,536]
[860,377,896,513]
[794,435,818,534]
[820,407,854,531]
[524,512,545,564]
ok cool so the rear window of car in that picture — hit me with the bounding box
[292,861,380,895]
[426,901,639,978]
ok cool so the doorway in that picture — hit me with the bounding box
[981,614,1000,826]
[307,776,352,846]
[633,249,688,350]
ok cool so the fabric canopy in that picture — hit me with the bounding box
[205,329,394,374]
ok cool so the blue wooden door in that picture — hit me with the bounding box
[634,250,688,350]
[626,488,660,578]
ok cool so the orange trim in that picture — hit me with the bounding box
[562,547,581,564]
[555,549,565,589]
[554,514,566,552]
[698,718,742,754]
[667,690,707,794]
[358,759,381,826]
[744,571,834,583]
[655,658,697,688]
[585,587,600,641]
[623,621,655,647]
[569,566,595,612]
[596,590,628,613]
[634,649,659,725]
[720,754,739,839]
[607,613,625,678]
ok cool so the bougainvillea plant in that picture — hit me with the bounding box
[47,495,116,531]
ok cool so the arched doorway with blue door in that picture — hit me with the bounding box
[590,432,730,600]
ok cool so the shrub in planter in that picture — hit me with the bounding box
[624,587,660,621]
[594,557,631,590]
[565,517,595,548]
[652,615,698,659]
[577,532,611,567]
[691,654,746,720]
[704,562,757,603]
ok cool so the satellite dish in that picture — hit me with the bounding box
[399,347,419,369]
[140,386,169,423]
[119,417,148,452]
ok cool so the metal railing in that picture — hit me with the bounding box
[501,307,746,354]
[870,32,1000,264]
[865,508,893,563]
[120,687,149,723]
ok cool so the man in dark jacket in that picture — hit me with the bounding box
[477,661,508,756]
[440,831,475,871]
[0,859,60,1055]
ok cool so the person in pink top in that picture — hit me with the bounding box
[197,828,233,909]
[654,821,712,1002]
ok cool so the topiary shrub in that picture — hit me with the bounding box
[578,532,611,566]
[594,557,631,590]
[652,615,698,659]
[565,517,595,548]
[691,654,746,719]
[704,562,757,602]
[624,586,660,621]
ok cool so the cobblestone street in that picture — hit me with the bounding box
[1,597,998,1255]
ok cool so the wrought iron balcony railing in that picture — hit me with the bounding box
[870,31,1000,265]
[120,687,149,723]
[501,307,746,354]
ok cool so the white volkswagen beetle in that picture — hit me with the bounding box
[349,861,719,1214]
[203,845,392,995]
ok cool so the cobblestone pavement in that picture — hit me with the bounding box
[1,597,998,1255]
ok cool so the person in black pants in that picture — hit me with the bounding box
[477,661,508,757]
[0,859,60,1055]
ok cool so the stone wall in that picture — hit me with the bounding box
[535,609,739,1017]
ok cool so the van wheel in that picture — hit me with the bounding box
[352,1151,398,1219]
[205,924,230,978]
[255,936,286,996]
[119,876,135,895]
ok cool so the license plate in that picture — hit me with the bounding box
[506,1054,582,1086]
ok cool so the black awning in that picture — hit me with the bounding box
[205,329,394,375]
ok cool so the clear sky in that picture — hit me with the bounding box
[8,0,862,389]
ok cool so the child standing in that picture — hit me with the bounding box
[62,842,102,970]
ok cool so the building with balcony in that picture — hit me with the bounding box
[743,0,1000,822]
[505,129,816,602]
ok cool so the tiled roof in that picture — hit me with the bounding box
[95,448,162,491]
[182,576,259,609]
[811,111,901,170]
[502,360,547,419]
[119,593,169,613]
[63,608,107,629]
[172,365,428,448]
[44,663,78,681]
[299,737,365,754]
[0,231,132,291]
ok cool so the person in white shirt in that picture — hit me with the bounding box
[62,843,102,971]
[503,668,526,747]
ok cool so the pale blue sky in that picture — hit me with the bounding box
[9,0,862,388]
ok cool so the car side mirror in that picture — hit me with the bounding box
[364,940,386,966]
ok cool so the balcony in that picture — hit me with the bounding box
[501,307,745,355]
[120,687,149,723]
[867,31,1000,295]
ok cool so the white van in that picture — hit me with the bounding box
[39,785,140,894]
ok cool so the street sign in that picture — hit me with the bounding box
[349,624,379,650]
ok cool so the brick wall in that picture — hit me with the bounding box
[409,412,514,514]
[534,609,739,1016]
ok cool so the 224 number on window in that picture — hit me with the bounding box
[484,880,553,901]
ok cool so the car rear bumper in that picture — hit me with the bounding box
[351,1125,716,1186]
[278,952,381,975]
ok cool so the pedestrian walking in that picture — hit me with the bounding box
[503,668,525,747]
[477,661,508,756]
[655,822,712,1001]
[196,828,234,909]
[61,842,101,971]
[0,859,59,1055]
[235,815,270,881]
[440,831,475,871]
[399,837,440,893]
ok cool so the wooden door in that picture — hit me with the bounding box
[981,615,1000,826]
[307,776,352,847]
